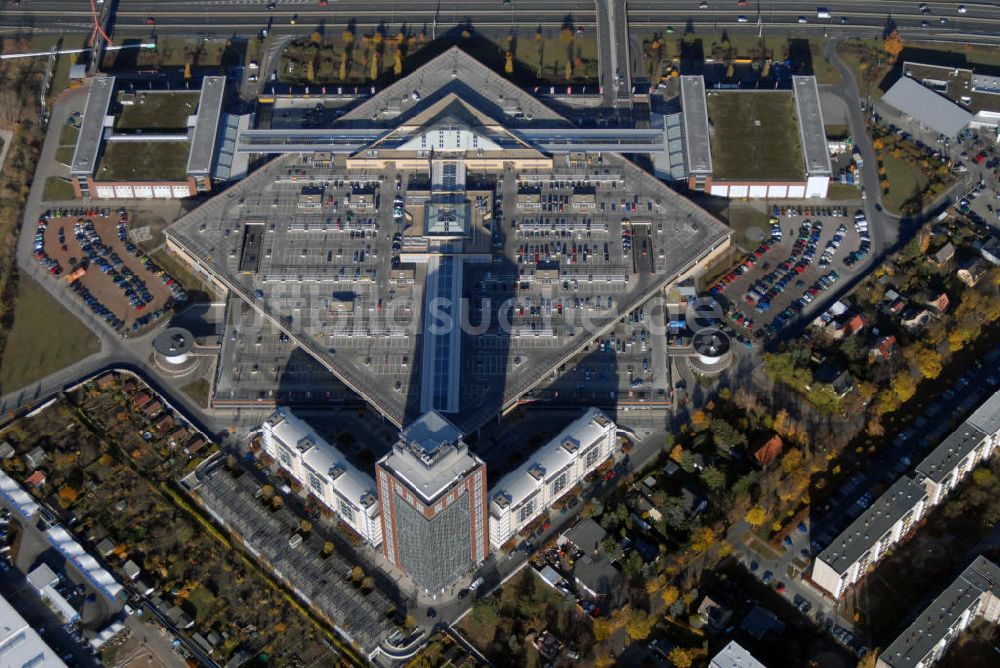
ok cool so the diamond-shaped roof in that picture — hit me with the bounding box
[165,47,731,431]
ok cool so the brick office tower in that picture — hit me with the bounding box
[376,412,488,595]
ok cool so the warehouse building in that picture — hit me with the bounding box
[900,61,1000,132]
[882,75,974,138]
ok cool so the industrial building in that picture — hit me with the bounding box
[882,76,974,138]
[69,76,246,199]
[898,61,1000,132]
[679,75,832,198]
[375,412,488,594]
[260,407,383,547]
[877,556,1000,668]
[489,408,618,549]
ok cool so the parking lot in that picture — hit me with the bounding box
[709,205,868,338]
[34,208,184,333]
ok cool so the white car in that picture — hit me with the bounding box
[798,16,808,23]
[469,577,486,591]
[958,5,967,13]
[737,15,748,22]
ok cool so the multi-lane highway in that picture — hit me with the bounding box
[4,1,1000,40]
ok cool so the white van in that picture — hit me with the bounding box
[817,8,831,19]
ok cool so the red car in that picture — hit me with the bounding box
[737,0,748,5]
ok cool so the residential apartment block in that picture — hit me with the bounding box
[375,412,488,594]
[913,421,995,506]
[260,408,383,548]
[877,556,1000,668]
[812,476,928,599]
[814,389,1000,599]
[488,408,617,549]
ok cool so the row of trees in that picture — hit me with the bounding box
[0,38,45,373]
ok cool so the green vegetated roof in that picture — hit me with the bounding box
[707,90,805,182]
[115,91,201,130]
[97,141,191,182]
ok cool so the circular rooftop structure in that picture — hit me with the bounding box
[689,329,733,375]
[153,327,194,365]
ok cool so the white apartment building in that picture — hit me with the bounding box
[488,408,617,550]
[912,389,1000,506]
[913,421,994,506]
[710,641,767,668]
[812,476,928,599]
[877,556,1000,668]
[260,408,382,548]
[813,389,1000,600]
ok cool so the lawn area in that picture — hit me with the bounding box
[0,276,99,394]
[42,177,75,201]
[882,153,928,215]
[825,124,849,140]
[499,31,599,82]
[54,146,74,165]
[725,205,772,252]
[58,124,78,146]
[97,140,190,181]
[826,182,861,200]
[133,37,238,68]
[181,378,211,408]
[116,92,201,131]
[148,248,217,302]
[707,91,804,181]
[28,35,88,100]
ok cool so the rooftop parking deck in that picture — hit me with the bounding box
[167,151,728,430]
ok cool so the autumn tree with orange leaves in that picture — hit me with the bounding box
[884,30,903,62]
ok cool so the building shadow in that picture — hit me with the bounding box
[787,38,814,77]
[679,38,705,76]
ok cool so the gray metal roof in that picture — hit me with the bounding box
[340,47,567,129]
[563,518,607,554]
[680,76,712,175]
[817,476,927,575]
[965,387,1000,436]
[186,76,227,176]
[914,421,987,484]
[71,76,115,177]
[882,76,973,138]
[879,556,1000,668]
[792,76,833,177]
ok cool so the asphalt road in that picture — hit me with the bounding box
[5,0,1000,40]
